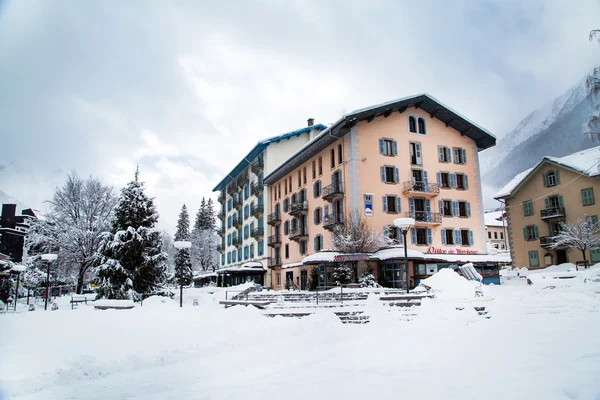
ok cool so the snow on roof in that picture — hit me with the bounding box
[484,211,505,227]
[302,251,341,264]
[282,262,303,269]
[370,247,427,260]
[370,246,511,264]
[495,145,600,199]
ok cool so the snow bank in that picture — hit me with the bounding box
[418,268,479,300]
[94,299,135,309]
[141,295,175,309]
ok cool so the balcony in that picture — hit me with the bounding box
[268,234,281,247]
[251,227,264,239]
[232,237,243,248]
[267,212,281,226]
[539,236,556,249]
[251,203,264,218]
[289,200,309,216]
[402,181,440,197]
[251,158,264,175]
[218,210,226,221]
[268,257,282,268]
[251,181,264,196]
[217,192,225,204]
[541,207,566,220]
[233,217,243,229]
[232,198,241,210]
[289,226,308,241]
[236,172,249,188]
[217,228,226,237]
[323,213,344,231]
[227,181,238,195]
[322,183,344,202]
[406,211,442,224]
[217,245,225,254]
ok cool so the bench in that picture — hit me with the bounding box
[71,296,88,310]
[219,300,273,309]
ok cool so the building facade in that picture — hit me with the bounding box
[0,204,40,262]
[263,94,500,290]
[495,146,600,269]
[212,122,326,287]
[484,211,508,250]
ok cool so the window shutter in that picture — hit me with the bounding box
[437,172,442,186]
[464,175,469,189]
[453,148,459,164]
[534,225,539,239]
[395,167,400,183]
[451,173,457,188]
[380,166,386,182]
[462,149,467,164]
[439,200,444,213]
[425,199,431,212]
[555,169,560,185]
[427,229,432,244]
[523,227,527,241]
[441,229,446,245]
[313,209,317,224]
[314,236,317,251]
[379,139,385,154]
[469,230,474,245]
[423,170,428,184]
[455,230,462,245]
[383,225,390,239]
[383,196,388,212]
[438,147,444,162]
[549,223,555,236]
[411,228,416,244]
[452,201,459,216]
[558,195,564,207]
[542,172,548,187]
[467,202,471,217]
[393,141,398,156]
[396,197,401,212]
[324,205,329,219]
[416,143,422,165]
[409,198,415,216]
[544,197,550,209]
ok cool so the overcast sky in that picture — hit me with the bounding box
[0,0,598,233]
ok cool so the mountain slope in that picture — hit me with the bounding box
[481,73,598,191]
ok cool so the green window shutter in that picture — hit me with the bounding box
[548,223,555,236]
[558,196,564,208]
[542,172,548,187]
[534,225,539,239]
[523,227,528,241]
[544,197,550,209]
[591,249,600,263]
[555,169,560,184]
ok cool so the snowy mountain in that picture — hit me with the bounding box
[0,189,26,210]
[481,73,599,191]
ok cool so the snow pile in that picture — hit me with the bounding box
[141,295,175,309]
[94,299,135,309]
[418,268,479,300]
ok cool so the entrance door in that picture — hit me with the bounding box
[300,270,308,290]
[556,250,568,264]
[286,271,294,289]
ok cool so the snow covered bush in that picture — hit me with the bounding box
[309,267,319,291]
[359,267,380,288]
[333,263,352,285]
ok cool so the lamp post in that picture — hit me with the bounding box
[11,264,26,312]
[173,240,191,308]
[41,254,57,311]
[394,218,415,294]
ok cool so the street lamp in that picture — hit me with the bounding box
[10,264,26,312]
[41,254,57,311]
[173,240,191,308]
[394,217,415,294]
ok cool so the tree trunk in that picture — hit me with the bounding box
[76,264,89,294]
[582,249,588,263]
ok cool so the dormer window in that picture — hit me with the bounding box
[418,117,426,135]
[544,170,560,187]
[409,116,416,133]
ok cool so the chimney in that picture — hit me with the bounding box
[307,118,314,127]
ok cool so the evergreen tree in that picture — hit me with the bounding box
[205,198,216,231]
[94,168,167,300]
[194,198,207,233]
[174,204,193,286]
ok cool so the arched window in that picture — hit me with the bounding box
[547,171,557,187]
[418,117,426,135]
[408,116,417,133]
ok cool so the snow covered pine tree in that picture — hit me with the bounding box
[191,197,219,272]
[94,168,167,300]
[174,204,193,289]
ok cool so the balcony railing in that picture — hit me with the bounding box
[218,211,226,221]
[540,207,566,220]
[251,159,264,175]
[217,193,225,204]
[236,173,249,188]
[290,200,309,216]
[232,198,241,209]
[268,234,281,247]
[232,237,243,248]
[402,181,440,195]
[251,227,264,239]
[251,181,264,196]
[251,203,264,217]
[268,257,282,267]
[217,245,225,254]
[406,211,442,224]
[323,213,344,231]
[233,217,243,229]
[539,236,556,248]
[289,226,308,240]
[322,183,344,202]
[267,212,281,225]
[227,182,238,195]
[218,228,226,237]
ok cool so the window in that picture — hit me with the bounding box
[278,183,281,199]
[284,220,290,235]
[299,239,307,255]
[488,231,492,239]
[409,142,422,165]
[412,227,431,245]
[544,170,560,187]
[330,148,335,169]
[453,148,467,164]
[586,215,599,233]
[303,167,307,185]
[297,171,301,188]
[455,173,468,190]
[314,235,323,252]
[440,199,452,216]
[338,144,343,164]
[458,201,470,217]
[285,244,289,259]
[314,207,322,224]
[258,240,264,256]
[443,229,455,245]
[276,272,281,287]
[313,180,322,198]
[500,232,504,240]
[438,146,451,163]
[591,248,600,263]
[494,232,498,239]
[418,117,426,134]
[228,198,233,211]
[382,195,401,213]
[523,200,533,216]
[283,198,290,212]
[381,166,399,184]
[582,188,595,206]
[439,172,450,189]
[529,251,540,267]
[409,116,416,133]
[284,180,288,195]
[384,226,404,244]
[379,138,397,156]
[460,230,473,246]
[318,157,323,175]
[289,177,292,193]
[312,161,316,179]
[523,225,539,241]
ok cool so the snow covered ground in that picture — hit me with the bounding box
[1,278,600,400]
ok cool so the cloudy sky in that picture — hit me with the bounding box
[0,0,598,233]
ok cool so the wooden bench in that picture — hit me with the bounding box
[71,296,88,310]
[219,300,273,309]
